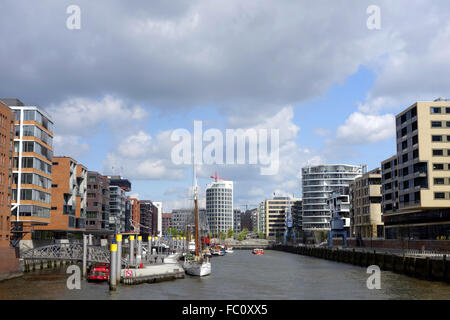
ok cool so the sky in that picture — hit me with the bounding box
[1,0,450,211]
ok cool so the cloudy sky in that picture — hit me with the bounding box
[1,0,450,211]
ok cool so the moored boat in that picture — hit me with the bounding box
[252,248,264,255]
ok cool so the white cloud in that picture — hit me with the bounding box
[335,112,395,145]
[45,95,149,137]
[53,135,90,159]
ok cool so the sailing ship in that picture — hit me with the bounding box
[182,163,211,277]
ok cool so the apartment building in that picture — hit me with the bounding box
[108,176,131,234]
[6,99,54,241]
[381,98,450,240]
[206,180,233,236]
[109,185,126,233]
[162,213,172,234]
[233,209,241,233]
[257,201,266,235]
[0,100,20,281]
[350,167,383,238]
[301,164,362,231]
[139,200,156,238]
[292,200,303,232]
[34,157,87,238]
[125,198,140,233]
[264,197,301,239]
[85,171,110,234]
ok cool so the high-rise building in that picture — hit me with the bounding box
[85,171,111,234]
[7,100,54,242]
[233,209,241,233]
[263,197,301,239]
[301,164,363,231]
[0,100,20,281]
[381,99,450,240]
[107,176,131,234]
[257,201,266,235]
[206,180,233,236]
[153,201,163,237]
[292,200,303,232]
[125,198,140,233]
[350,167,383,238]
[34,156,87,238]
[139,200,156,238]
[171,208,192,231]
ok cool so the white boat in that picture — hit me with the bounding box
[226,248,234,253]
[181,162,212,277]
[183,259,211,276]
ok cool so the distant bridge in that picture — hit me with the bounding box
[21,243,128,264]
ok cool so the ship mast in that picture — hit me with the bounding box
[193,162,200,258]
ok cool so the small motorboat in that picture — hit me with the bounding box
[252,248,264,255]
[210,246,224,256]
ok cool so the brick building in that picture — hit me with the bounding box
[85,171,111,235]
[0,100,20,281]
[34,156,87,239]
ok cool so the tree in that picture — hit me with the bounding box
[258,232,265,239]
[227,229,234,239]
[219,231,226,240]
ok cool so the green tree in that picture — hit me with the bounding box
[227,229,234,238]
[236,232,245,241]
[258,232,265,239]
[219,231,226,240]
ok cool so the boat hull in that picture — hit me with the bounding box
[183,261,211,276]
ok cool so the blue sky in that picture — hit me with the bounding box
[2,1,450,211]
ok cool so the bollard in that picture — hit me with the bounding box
[129,235,135,267]
[88,234,93,246]
[82,234,88,279]
[116,234,122,282]
[110,243,117,291]
[137,236,142,266]
[148,236,152,261]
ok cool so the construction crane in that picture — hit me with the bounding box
[283,197,296,245]
[210,170,229,183]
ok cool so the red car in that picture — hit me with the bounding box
[87,263,110,282]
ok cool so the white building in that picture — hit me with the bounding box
[206,180,234,236]
[153,201,163,236]
[301,164,362,231]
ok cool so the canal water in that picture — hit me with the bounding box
[0,250,449,299]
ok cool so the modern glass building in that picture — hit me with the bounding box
[301,164,362,231]
[206,180,233,236]
[10,104,54,237]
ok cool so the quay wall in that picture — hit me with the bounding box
[272,245,450,284]
[332,238,450,251]
[0,247,22,281]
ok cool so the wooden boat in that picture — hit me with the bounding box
[182,163,211,277]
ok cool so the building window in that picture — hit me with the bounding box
[434,192,445,199]
[432,135,443,142]
[431,107,442,114]
[431,121,442,128]
[433,163,444,170]
[446,107,450,114]
[434,178,445,185]
[433,149,444,156]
